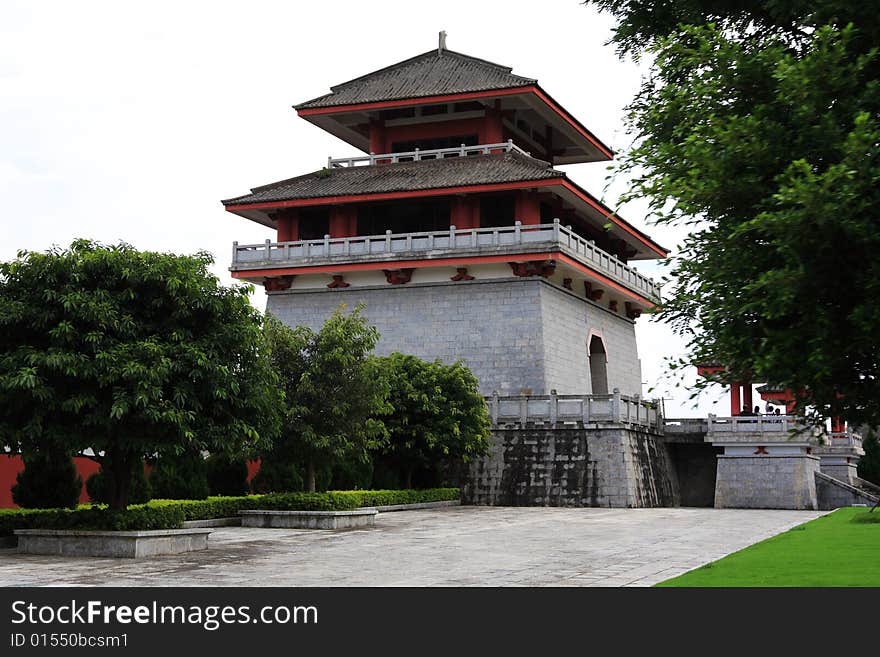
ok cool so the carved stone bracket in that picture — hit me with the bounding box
[450,267,474,281]
[508,260,556,278]
[263,275,295,291]
[562,277,572,290]
[608,300,619,312]
[384,268,414,285]
[327,275,350,288]
[625,302,642,320]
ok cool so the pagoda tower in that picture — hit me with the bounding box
[223,38,667,398]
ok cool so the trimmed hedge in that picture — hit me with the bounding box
[0,488,461,536]
[331,488,460,508]
[0,505,184,536]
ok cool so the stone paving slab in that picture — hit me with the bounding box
[0,507,824,587]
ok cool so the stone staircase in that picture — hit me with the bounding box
[815,472,880,510]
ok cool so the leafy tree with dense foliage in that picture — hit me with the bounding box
[0,240,282,509]
[86,463,152,505]
[585,1,880,426]
[11,450,82,509]
[375,353,491,489]
[149,448,210,500]
[858,428,880,485]
[264,306,388,492]
[206,454,251,496]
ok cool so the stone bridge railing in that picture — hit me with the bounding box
[487,389,663,430]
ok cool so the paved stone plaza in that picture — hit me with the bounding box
[0,507,823,587]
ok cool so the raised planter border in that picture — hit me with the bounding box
[240,508,377,530]
[14,528,212,558]
[371,500,461,512]
[182,517,241,528]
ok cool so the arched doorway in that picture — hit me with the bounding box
[588,334,608,395]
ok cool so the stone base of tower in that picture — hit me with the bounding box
[266,277,643,397]
[713,454,820,510]
[462,424,679,508]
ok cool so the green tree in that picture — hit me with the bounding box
[264,306,388,492]
[0,240,282,509]
[11,449,82,509]
[86,461,153,505]
[376,353,491,489]
[859,428,880,485]
[206,454,251,496]
[586,1,880,426]
[149,448,210,500]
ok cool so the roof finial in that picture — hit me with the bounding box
[438,30,447,55]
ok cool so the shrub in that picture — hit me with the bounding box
[206,455,251,496]
[11,451,82,509]
[149,450,210,500]
[330,456,374,490]
[331,488,460,508]
[147,497,261,521]
[250,459,303,494]
[852,511,880,524]
[0,505,184,536]
[858,428,880,485]
[86,462,152,505]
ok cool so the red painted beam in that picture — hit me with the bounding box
[235,250,656,308]
[295,85,614,161]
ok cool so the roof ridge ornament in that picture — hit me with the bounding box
[438,30,447,55]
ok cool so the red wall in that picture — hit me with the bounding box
[0,455,262,508]
[0,454,100,508]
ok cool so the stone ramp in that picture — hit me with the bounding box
[815,471,879,510]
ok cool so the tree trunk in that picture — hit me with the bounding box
[108,449,132,511]
[404,466,413,490]
[306,461,316,493]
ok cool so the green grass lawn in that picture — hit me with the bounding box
[657,507,880,587]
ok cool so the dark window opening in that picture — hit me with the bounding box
[380,107,416,121]
[589,335,609,395]
[454,101,484,112]
[479,194,515,228]
[357,199,450,235]
[299,208,329,241]
[421,104,449,116]
[391,134,478,154]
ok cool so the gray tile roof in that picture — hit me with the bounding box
[295,49,536,110]
[222,152,563,206]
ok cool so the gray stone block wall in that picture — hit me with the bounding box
[462,425,678,507]
[268,280,546,395]
[714,455,819,510]
[539,285,642,397]
[267,278,643,397]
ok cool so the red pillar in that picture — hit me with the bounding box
[481,101,504,145]
[369,119,386,154]
[730,382,741,416]
[451,196,480,229]
[515,190,541,225]
[831,417,844,433]
[329,206,357,237]
[276,210,300,243]
[742,382,753,413]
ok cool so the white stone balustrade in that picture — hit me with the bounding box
[231,220,660,301]
[326,140,530,167]
[486,389,663,430]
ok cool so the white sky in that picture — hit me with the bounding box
[0,0,737,418]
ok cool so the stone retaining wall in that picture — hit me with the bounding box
[463,425,678,507]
